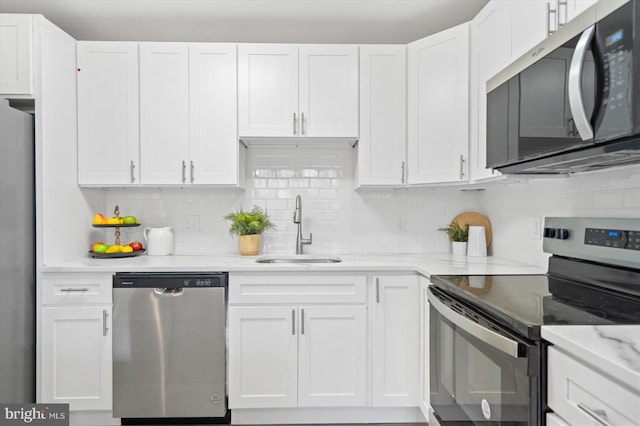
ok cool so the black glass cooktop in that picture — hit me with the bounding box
[430,257,640,341]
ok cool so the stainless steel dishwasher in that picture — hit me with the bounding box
[113,272,229,423]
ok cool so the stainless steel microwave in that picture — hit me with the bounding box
[486,0,640,174]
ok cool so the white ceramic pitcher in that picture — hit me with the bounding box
[143,227,174,256]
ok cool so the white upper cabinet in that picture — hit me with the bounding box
[566,0,598,22]
[469,1,510,181]
[357,45,407,186]
[78,42,241,187]
[77,42,140,185]
[298,45,358,137]
[510,1,551,60]
[238,44,299,137]
[188,43,240,185]
[238,44,358,138]
[0,14,33,95]
[139,43,190,184]
[408,22,470,184]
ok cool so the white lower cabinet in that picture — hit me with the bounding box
[39,273,113,413]
[418,276,430,418]
[228,304,366,408]
[547,346,640,425]
[370,274,419,406]
[228,273,367,409]
[40,306,112,410]
[228,306,298,408]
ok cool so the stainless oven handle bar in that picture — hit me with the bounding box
[428,290,522,358]
[577,403,614,426]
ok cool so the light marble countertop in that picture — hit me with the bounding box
[542,325,640,392]
[39,253,547,276]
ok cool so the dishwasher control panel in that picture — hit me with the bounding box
[113,272,228,288]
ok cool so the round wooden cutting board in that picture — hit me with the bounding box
[451,211,492,247]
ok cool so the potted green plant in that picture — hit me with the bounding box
[224,206,275,255]
[439,222,469,256]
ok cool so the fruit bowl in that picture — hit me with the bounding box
[92,223,140,228]
[89,249,146,259]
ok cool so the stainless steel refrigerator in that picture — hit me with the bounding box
[0,99,35,403]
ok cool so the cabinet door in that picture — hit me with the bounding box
[188,43,238,185]
[371,275,419,407]
[408,23,470,184]
[469,1,510,181]
[228,306,298,408]
[566,0,598,22]
[298,305,367,407]
[238,44,298,137]
[77,42,139,185]
[419,277,430,418]
[139,43,189,184]
[299,45,359,137]
[0,14,33,95]
[358,45,407,186]
[510,1,551,61]
[40,307,112,410]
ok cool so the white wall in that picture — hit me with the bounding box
[479,166,640,268]
[104,146,481,255]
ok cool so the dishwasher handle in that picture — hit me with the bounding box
[153,288,185,296]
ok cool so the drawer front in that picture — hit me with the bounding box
[42,273,113,305]
[547,346,640,426]
[229,274,366,304]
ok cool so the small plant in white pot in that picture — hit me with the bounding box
[439,222,469,256]
[224,206,275,256]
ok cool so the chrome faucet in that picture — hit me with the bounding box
[293,195,312,254]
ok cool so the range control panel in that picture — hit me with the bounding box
[585,228,640,251]
[544,218,639,270]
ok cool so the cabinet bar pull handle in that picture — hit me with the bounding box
[103,309,109,336]
[577,403,613,426]
[293,112,297,135]
[301,112,306,136]
[130,161,136,183]
[547,2,558,36]
[557,0,567,28]
[301,309,305,335]
[401,161,406,184]
[459,155,465,180]
[190,160,194,183]
[182,160,186,183]
[60,288,89,292]
[292,309,296,335]
[376,278,380,303]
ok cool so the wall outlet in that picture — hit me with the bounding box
[530,216,542,240]
[396,215,407,232]
[183,215,200,232]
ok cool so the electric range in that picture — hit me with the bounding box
[428,217,640,425]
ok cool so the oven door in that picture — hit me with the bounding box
[428,287,542,425]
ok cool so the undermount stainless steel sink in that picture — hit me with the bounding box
[255,255,342,264]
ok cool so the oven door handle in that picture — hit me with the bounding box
[428,290,523,358]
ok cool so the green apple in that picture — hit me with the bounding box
[122,215,137,225]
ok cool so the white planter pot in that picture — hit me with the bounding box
[452,241,467,256]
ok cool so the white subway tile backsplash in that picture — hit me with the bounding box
[102,149,639,262]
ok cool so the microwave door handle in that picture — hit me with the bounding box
[427,290,523,359]
[568,25,596,140]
